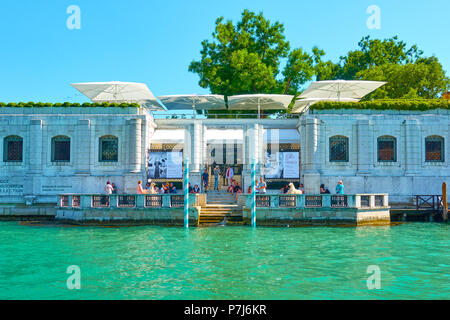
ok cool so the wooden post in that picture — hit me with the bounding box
[443,182,448,222]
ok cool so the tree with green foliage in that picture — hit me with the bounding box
[357,57,450,99]
[190,11,449,106]
[188,9,316,99]
[332,36,449,99]
[337,35,423,80]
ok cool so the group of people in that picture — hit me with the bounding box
[104,181,119,194]
[137,181,177,194]
[200,165,237,192]
[279,181,344,195]
[106,178,345,195]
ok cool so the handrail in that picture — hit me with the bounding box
[151,112,300,120]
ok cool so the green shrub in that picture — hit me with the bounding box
[0,102,142,108]
[310,99,450,111]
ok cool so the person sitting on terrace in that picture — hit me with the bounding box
[193,184,200,193]
[233,181,242,200]
[145,182,151,191]
[162,182,170,194]
[254,179,260,193]
[298,183,305,194]
[169,183,177,194]
[247,185,252,194]
[188,183,194,193]
[137,181,146,194]
[281,184,289,194]
[148,182,158,194]
[320,184,330,194]
[227,180,234,193]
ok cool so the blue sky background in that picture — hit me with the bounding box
[0,0,448,103]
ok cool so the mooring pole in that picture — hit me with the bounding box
[443,182,448,222]
[251,159,256,227]
[184,158,189,228]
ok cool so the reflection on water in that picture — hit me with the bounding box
[0,222,448,299]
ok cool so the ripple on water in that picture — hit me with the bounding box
[0,222,448,299]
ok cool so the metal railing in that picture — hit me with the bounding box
[152,112,300,120]
[243,193,388,210]
[72,195,81,208]
[58,194,202,209]
[60,195,69,207]
[145,195,163,207]
[256,195,271,207]
[331,195,348,208]
[118,195,136,208]
[305,195,322,208]
[279,195,297,208]
[360,195,370,208]
[92,195,110,208]
[415,195,443,210]
[170,195,184,207]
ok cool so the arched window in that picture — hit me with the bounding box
[378,136,397,162]
[425,136,444,162]
[99,135,118,162]
[51,136,70,162]
[3,135,23,162]
[329,136,349,162]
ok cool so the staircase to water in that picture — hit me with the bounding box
[197,192,243,226]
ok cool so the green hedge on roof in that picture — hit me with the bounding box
[0,102,141,108]
[310,99,450,111]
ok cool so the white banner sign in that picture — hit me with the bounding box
[148,151,183,179]
[282,152,299,178]
[264,152,299,179]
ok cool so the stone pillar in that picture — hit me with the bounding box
[404,119,420,175]
[75,119,90,174]
[128,118,142,173]
[302,117,321,194]
[29,119,43,174]
[356,120,372,175]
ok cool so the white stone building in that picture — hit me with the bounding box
[0,105,449,206]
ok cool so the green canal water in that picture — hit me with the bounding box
[0,221,448,300]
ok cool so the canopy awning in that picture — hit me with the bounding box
[299,80,386,100]
[291,97,360,113]
[71,81,165,110]
[157,94,226,111]
[227,94,294,111]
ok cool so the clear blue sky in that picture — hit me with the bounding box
[0,0,448,103]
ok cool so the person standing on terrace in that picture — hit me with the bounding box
[336,181,344,194]
[225,166,234,186]
[104,181,113,194]
[257,177,267,194]
[201,168,209,192]
[213,165,220,191]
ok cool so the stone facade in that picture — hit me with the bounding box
[299,109,450,204]
[1,107,448,207]
[0,107,154,205]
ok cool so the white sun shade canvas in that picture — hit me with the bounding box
[299,80,386,100]
[291,97,360,113]
[71,81,165,110]
[227,94,294,110]
[158,94,226,110]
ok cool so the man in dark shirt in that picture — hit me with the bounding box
[201,168,209,192]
